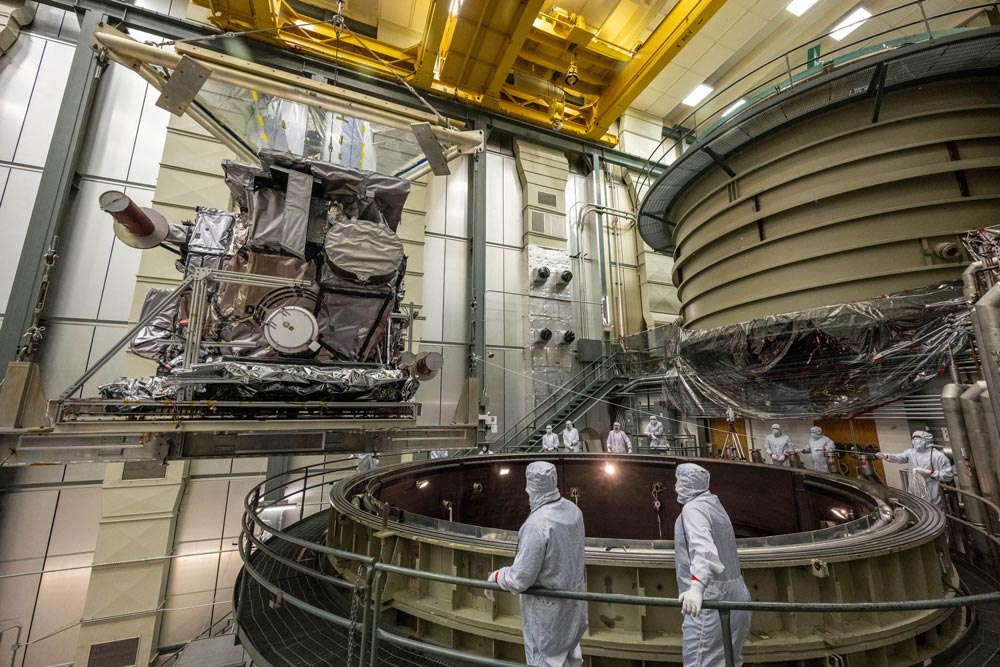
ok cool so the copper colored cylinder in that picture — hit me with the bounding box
[99,191,155,237]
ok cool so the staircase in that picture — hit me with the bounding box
[486,354,628,454]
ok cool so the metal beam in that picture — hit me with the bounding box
[587,0,727,139]
[0,10,104,365]
[467,115,490,393]
[412,0,450,88]
[485,0,545,97]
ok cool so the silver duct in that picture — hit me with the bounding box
[960,382,1000,504]
[942,383,986,528]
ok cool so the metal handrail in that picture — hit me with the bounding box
[236,460,1000,667]
[632,1,1000,201]
[494,353,623,453]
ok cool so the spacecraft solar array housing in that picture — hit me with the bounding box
[100,150,419,403]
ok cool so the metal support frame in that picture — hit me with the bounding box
[467,115,490,396]
[0,10,105,365]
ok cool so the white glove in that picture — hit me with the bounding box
[876,452,888,460]
[679,579,706,617]
[627,446,633,454]
[485,570,500,600]
[779,454,787,462]
[913,467,933,478]
[769,452,776,460]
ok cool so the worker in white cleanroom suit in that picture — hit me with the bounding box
[562,420,581,453]
[645,415,667,450]
[877,430,954,508]
[807,427,836,472]
[487,462,587,667]
[541,425,560,452]
[606,422,632,454]
[356,453,378,473]
[675,463,752,666]
[430,449,449,459]
[764,424,793,467]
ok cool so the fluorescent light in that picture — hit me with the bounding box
[785,0,818,16]
[416,480,429,489]
[682,84,713,107]
[604,463,616,475]
[499,467,510,475]
[448,0,463,17]
[830,8,871,41]
[721,99,746,117]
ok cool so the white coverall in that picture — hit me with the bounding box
[881,438,954,508]
[492,462,588,667]
[606,429,632,454]
[356,454,378,473]
[674,463,752,666]
[562,426,581,453]
[765,433,793,467]
[541,431,560,452]
[645,419,666,449]
[808,435,835,472]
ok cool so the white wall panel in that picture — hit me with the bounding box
[27,5,68,39]
[441,238,469,342]
[423,168,447,236]
[485,153,504,245]
[174,480,228,543]
[0,574,41,666]
[13,40,73,167]
[38,322,92,398]
[0,35,45,162]
[445,156,468,237]
[0,489,57,568]
[503,248,523,348]
[504,350,527,431]
[438,345,467,426]
[484,245,504,346]
[0,168,42,314]
[502,157,522,247]
[79,66,153,181]
[23,569,88,667]
[127,88,171,185]
[420,236,444,341]
[45,180,118,320]
[47,487,101,556]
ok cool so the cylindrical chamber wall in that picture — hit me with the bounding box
[670,74,1000,330]
[328,457,966,666]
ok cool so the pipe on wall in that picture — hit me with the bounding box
[960,382,1000,505]
[942,383,986,527]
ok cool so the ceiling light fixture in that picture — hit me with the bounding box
[604,463,616,475]
[416,480,430,489]
[499,468,510,475]
[682,84,713,107]
[721,99,746,117]
[785,0,819,16]
[830,8,871,41]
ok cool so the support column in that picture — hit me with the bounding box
[75,461,188,667]
[467,115,489,403]
[0,9,105,364]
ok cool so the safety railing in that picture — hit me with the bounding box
[632,0,1000,201]
[236,459,1000,667]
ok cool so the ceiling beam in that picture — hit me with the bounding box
[587,0,727,139]
[412,0,450,87]
[484,0,545,97]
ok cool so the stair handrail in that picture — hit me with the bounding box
[495,352,624,452]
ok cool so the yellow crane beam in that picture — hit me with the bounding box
[586,0,727,139]
[412,0,451,87]
[484,0,545,97]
